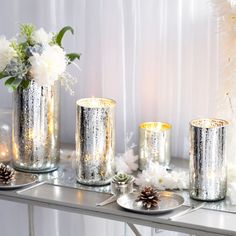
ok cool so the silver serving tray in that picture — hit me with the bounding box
[0,171,37,190]
[117,191,184,214]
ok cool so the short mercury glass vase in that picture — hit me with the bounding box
[139,122,171,170]
[12,80,60,173]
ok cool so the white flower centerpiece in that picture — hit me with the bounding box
[0,24,80,173]
[0,24,80,90]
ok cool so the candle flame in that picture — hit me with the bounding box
[1,151,6,157]
[139,122,171,131]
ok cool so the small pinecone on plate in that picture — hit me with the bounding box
[0,163,15,184]
[136,186,160,209]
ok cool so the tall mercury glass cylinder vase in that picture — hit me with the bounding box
[12,80,60,173]
[189,118,228,201]
[76,98,116,186]
[139,122,171,170]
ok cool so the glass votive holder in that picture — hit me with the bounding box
[76,97,116,186]
[189,118,228,201]
[111,175,135,196]
[0,109,12,164]
[139,122,171,170]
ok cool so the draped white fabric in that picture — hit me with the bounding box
[0,0,218,235]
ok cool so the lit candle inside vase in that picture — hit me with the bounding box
[0,143,10,163]
[189,118,228,201]
[0,110,12,164]
[76,97,116,186]
[139,122,171,170]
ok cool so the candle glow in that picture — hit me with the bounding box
[139,121,171,170]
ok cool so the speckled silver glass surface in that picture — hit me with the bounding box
[76,98,116,186]
[189,118,228,201]
[139,122,171,170]
[12,81,60,173]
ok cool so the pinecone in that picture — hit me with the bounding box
[0,164,15,184]
[136,186,160,209]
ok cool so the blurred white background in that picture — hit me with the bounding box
[0,0,218,235]
[0,0,218,158]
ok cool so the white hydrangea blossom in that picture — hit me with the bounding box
[29,45,67,86]
[135,162,189,190]
[116,149,138,174]
[115,133,138,174]
[32,28,53,45]
[0,36,16,71]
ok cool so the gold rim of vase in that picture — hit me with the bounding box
[139,122,172,131]
[76,97,116,108]
[190,118,229,129]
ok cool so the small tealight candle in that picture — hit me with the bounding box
[139,122,171,170]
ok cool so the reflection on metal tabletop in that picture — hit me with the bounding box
[37,146,236,214]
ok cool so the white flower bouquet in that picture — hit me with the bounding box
[0,24,80,90]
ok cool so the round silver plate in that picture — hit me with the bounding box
[117,191,184,214]
[0,171,38,190]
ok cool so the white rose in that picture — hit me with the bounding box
[29,45,67,86]
[32,28,53,45]
[0,36,17,71]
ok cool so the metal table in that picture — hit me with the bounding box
[1,147,236,236]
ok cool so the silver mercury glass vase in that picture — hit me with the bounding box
[12,80,60,173]
[76,97,116,186]
[139,122,171,170]
[189,118,228,201]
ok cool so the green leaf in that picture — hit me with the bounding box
[4,77,15,89]
[5,77,22,91]
[66,53,81,64]
[11,78,22,90]
[0,72,11,81]
[56,26,74,47]
[0,72,6,79]
[20,79,30,89]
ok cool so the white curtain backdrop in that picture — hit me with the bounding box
[0,0,218,235]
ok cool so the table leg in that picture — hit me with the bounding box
[28,204,35,236]
[154,228,162,234]
[127,223,142,236]
[151,227,162,235]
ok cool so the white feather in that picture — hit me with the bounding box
[116,149,138,174]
